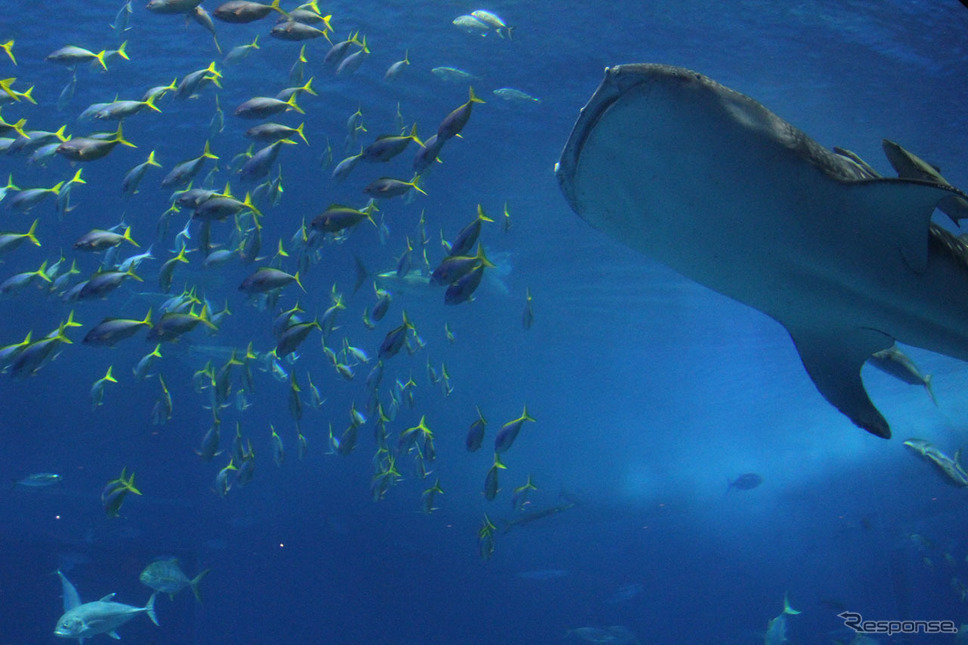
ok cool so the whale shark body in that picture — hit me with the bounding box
[556,64,968,438]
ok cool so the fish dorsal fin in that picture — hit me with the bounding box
[788,324,894,438]
[98,593,116,602]
[842,179,962,274]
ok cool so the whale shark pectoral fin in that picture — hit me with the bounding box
[788,325,894,438]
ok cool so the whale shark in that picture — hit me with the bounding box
[556,64,968,438]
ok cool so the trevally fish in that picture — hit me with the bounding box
[139,558,210,602]
[53,570,159,641]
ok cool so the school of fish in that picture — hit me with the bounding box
[1,4,549,632]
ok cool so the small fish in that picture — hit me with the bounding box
[378,310,415,360]
[0,259,52,295]
[421,477,444,514]
[147,305,217,343]
[276,318,320,357]
[727,472,763,492]
[245,122,307,145]
[0,218,40,257]
[101,467,142,518]
[239,267,303,294]
[362,124,423,163]
[431,242,495,286]
[764,595,800,645]
[53,592,159,640]
[904,439,968,487]
[522,287,534,329]
[46,45,108,71]
[271,19,333,41]
[12,472,62,488]
[384,50,410,80]
[73,225,139,252]
[133,344,163,380]
[271,425,285,465]
[90,366,118,410]
[122,151,162,195]
[511,474,537,511]
[412,134,445,174]
[336,36,370,76]
[56,124,136,162]
[465,405,487,452]
[869,345,937,405]
[452,15,489,37]
[325,32,362,67]
[363,176,426,200]
[484,453,506,501]
[162,141,218,188]
[224,35,260,65]
[310,202,377,233]
[443,263,485,305]
[111,1,133,36]
[83,309,153,347]
[331,148,363,182]
[213,0,286,23]
[93,94,161,120]
[139,558,210,603]
[437,86,485,140]
[431,66,480,83]
[175,62,222,99]
[493,87,540,104]
[234,94,303,120]
[57,72,77,111]
[471,10,513,38]
[448,204,494,257]
[146,0,204,14]
[493,405,535,453]
[478,513,497,560]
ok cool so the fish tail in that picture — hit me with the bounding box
[145,592,159,625]
[476,204,494,223]
[95,50,108,71]
[286,94,305,115]
[116,40,129,61]
[114,123,137,148]
[410,174,427,195]
[11,118,27,139]
[190,568,211,604]
[19,85,36,104]
[144,92,162,113]
[25,218,40,247]
[123,225,140,247]
[270,0,288,17]
[1,40,16,65]
[924,374,939,407]
[202,140,218,160]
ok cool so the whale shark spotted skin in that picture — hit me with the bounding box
[556,64,968,438]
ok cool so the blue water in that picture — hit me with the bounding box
[2,1,968,643]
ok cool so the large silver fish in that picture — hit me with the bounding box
[556,64,968,438]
